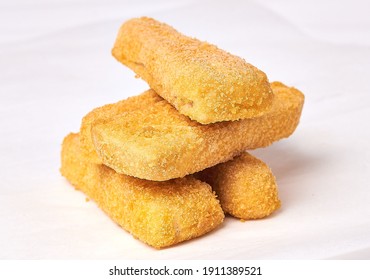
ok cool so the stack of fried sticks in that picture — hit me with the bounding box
[61,17,304,249]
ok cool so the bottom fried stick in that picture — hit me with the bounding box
[196,153,280,220]
[60,133,224,249]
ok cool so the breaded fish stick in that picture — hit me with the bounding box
[81,82,304,181]
[196,153,280,220]
[112,17,273,124]
[60,133,224,249]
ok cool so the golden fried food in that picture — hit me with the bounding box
[80,92,153,164]
[81,82,304,181]
[60,133,224,249]
[112,17,273,124]
[196,153,281,220]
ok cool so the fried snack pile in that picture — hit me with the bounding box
[60,17,304,248]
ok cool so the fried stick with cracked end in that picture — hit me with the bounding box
[196,152,281,220]
[112,17,273,124]
[60,133,224,249]
[81,82,304,181]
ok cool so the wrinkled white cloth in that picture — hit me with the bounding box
[1,0,370,259]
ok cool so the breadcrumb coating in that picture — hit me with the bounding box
[60,133,224,249]
[82,82,304,181]
[196,153,281,220]
[80,92,155,163]
[112,17,273,124]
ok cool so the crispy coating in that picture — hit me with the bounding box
[80,92,154,163]
[60,133,224,249]
[196,153,281,220]
[112,17,273,124]
[82,82,304,181]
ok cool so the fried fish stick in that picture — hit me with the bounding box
[81,82,304,181]
[196,153,280,220]
[80,91,154,163]
[112,17,273,124]
[60,133,224,249]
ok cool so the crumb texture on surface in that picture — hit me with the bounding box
[60,133,224,249]
[112,17,273,124]
[81,82,304,181]
[196,152,281,220]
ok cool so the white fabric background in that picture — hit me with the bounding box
[1,0,370,259]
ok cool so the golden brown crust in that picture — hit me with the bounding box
[112,17,273,124]
[80,93,162,163]
[82,82,304,181]
[196,153,281,220]
[60,133,224,249]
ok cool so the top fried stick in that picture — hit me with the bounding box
[81,82,304,181]
[112,17,273,124]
